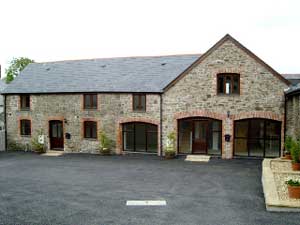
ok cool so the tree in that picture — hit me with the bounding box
[5,57,34,83]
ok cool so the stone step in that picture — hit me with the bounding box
[185,155,210,162]
[42,150,64,157]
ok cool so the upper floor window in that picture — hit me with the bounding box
[133,94,146,111]
[84,94,97,110]
[217,73,240,95]
[20,119,31,136]
[20,95,30,110]
[84,121,97,139]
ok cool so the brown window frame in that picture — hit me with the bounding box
[20,119,31,136]
[83,94,98,110]
[132,94,146,112]
[83,121,97,139]
[217,73,240,95]
[20,95,30,110]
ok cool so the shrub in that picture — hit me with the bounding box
[164,132,176,158]
[284,136,293,154]
[8,142,27,151]
[31,130,46,153]
[286,179,300,186]
[290,139,300,163]
[98,131,112,155]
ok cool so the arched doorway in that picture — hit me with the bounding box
[234,118,281,157]
[178,118,222,155]
[122,122,158,153]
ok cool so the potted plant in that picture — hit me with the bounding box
[98,131,112,155]
[290,139,300,171]
[164,132,176,159]
[284,136,293,160]
[286,179,300,199]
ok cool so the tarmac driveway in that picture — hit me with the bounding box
[0,152,299,225]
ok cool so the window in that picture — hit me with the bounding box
[217,73,240,95]
[84,121,97,139]
[133,94,146,111]
[234,119,281,157]
[20,95,30,110]
[20,119,31,136]
[83,94,97,109]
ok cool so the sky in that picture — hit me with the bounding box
[0,0,299,77]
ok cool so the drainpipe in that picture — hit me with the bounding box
[160,93,163,157]
[283,94,287,156]
[4,94,7,151]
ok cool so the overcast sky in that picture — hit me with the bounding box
[0,0,299,77]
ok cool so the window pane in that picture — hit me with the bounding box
[178,120,193,153]
[140,95,146,110]
[147,132,157,153]
[92,122,97,138]
[233,76,239,94]
[52,124,58,137]
[235,121,248,138]
[133,95,140,110]
[234,139,248,156]
[147,124,157,132]
[248,139,264,157]
[124,131,134,150]
[21,95,30,109]
[124,123,134,131]
[84,95,91,108]
[225,76,231,94]
[266,121,281,139]
[218,76,224,94]
[135,123,146,151]
[92,94,97,108]
[85,123,91,138]
[21,120,31,136]
[207,120,222,155]
[249,120,264,138]
[265,140,280,157]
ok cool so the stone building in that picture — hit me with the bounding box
[3,34,291,158]
[285,85,300,140]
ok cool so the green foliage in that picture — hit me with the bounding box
[286,179,300,186]
[290,139,300,163]
[8,142,27,151]
[284,136,293,154]
[98,131,112,154]
[5,57,34,83]
[165,132,176,158]
[31,129,45,153]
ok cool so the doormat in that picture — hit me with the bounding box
[185,155,210,162]
[41,151,64,157]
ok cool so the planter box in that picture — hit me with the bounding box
[288,186,300,199]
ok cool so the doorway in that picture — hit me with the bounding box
[49,120,64,150]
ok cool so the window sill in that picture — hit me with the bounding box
[20,108,31,111]
[20,135,31,138]
[217,94,240,97]
[133,110,146,113]
[83,138,98,141]
[83,108,98,111]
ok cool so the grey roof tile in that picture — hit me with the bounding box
[3,54,200,94]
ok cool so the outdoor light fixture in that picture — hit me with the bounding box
[64,118,68,124]
[227,111,230,118]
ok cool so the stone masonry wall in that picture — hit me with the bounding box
[286,94,300,139]
[162,39,288,158]
[6,93,161,154]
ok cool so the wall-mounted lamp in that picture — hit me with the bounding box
[64,118,68,124]
[227,111,230,118]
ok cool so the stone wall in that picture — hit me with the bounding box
[286,94,300,139]
[6,93,161,154]
[162,39,288,158]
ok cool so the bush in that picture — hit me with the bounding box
[284,136,293,154]
[98,131,112,155]
[290,139,300,163]
[286,179,300,186]
[31,130,46,153]
[8,142,27,151]
[164,132,176,158]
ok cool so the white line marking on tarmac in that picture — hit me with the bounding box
[126,200,167,206]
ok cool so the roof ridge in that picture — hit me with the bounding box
[35,53,202,64]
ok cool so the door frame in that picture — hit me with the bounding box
[49,120,64,150]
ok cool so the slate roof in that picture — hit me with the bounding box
[2,54,201,94]
[0,80,7,93]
